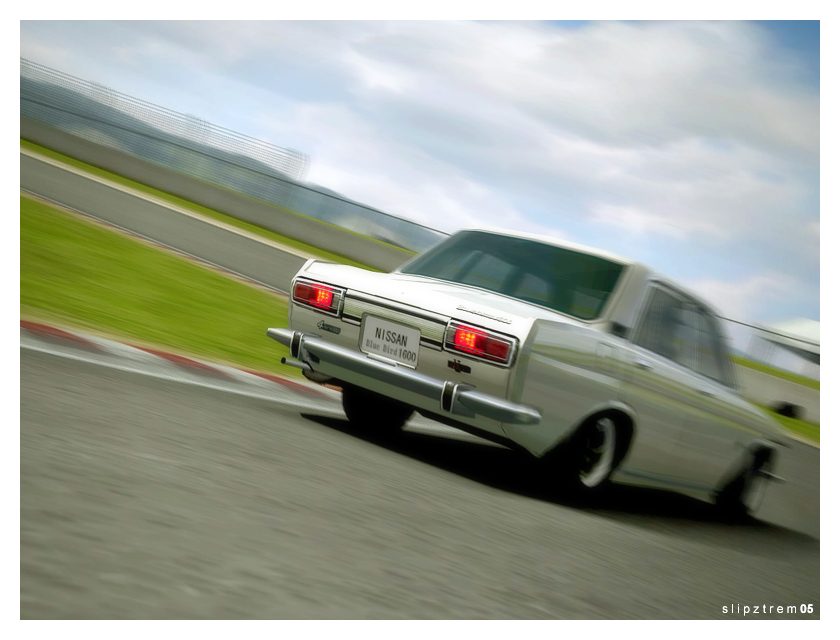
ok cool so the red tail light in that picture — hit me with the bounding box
[447,323,514,365]
[293,280,342,314]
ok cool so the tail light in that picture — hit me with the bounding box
[292,279,344,315]
[445,322,515,366]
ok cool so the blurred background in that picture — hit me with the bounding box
[19,20,820,620]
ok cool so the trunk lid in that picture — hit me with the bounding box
[301,261,586,340]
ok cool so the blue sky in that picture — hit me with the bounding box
[20,20,820,331]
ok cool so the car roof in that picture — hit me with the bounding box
[459,227,635,267]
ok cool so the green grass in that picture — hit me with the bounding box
[20,138,402,272]
[758,406,820,445]
[732,355,819,391]
[21,195,292,373]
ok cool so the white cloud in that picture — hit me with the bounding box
[687,273,803,321]
[590,204,701,239]
[338,21,817,154]
[278,21,817,252]
[270,103,532,233]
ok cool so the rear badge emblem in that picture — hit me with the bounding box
[317,320,341,335]
[448,359,472,374]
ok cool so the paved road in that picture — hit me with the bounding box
[21,349,819,619]
[21,151,308,292]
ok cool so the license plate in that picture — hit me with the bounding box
[360,315,421,369]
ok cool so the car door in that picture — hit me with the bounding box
[620,283,755,493]
[673,304,755,488]
[617,283,706,484]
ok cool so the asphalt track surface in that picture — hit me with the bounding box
[20,151,308,292]
[21,348,819,619]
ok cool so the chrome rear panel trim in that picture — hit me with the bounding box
[342,295,447,345]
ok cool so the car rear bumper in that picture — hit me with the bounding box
[267,327,542,426]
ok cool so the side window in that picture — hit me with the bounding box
[672,305,700,371]
[635,287,688,362]
[695,308,733,386]
[636,288,734,386]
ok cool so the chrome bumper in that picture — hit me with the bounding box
[267,327,542,426]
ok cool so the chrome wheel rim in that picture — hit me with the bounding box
[579,417,616,488]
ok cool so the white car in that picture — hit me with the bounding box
[268,229,786,515]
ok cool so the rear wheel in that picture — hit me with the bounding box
[542,415,619,496]
[577,416,618,489]
[341,384,414,433]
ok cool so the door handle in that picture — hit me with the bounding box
[699,389,717,398]
[634,359,652,371]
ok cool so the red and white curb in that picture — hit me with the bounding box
[20,319,334,403]
[20,319,498,445]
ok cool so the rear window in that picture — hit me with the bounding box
[400,231,625,320]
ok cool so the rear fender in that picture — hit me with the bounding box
[538,401,637,461]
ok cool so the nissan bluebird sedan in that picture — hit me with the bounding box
[267,229,786,516]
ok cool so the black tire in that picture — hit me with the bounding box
[715,449,772,520]
[715,472,759,521]
[542,415,619,497]
[341,384,414,433]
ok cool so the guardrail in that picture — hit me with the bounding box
[21,117,415,271]
[20,58,446,254]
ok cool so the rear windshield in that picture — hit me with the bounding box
[400,231,625,320]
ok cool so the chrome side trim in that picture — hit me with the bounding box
[266,328,541,425]
[343,290,451,323]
